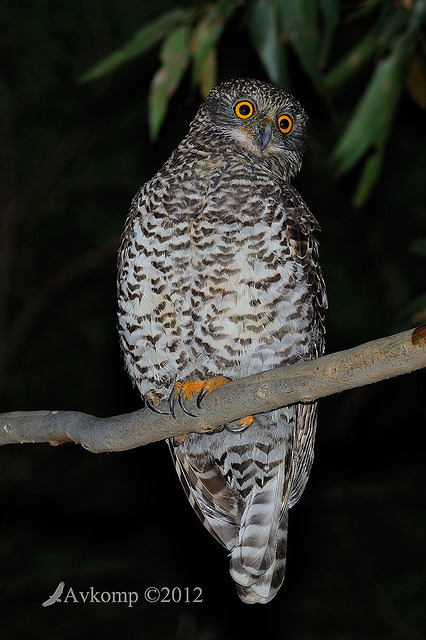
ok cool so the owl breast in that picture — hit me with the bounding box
[118,156,315,399]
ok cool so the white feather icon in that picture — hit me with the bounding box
[42,581,65,607]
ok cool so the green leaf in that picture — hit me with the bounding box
[352,146,384,208]
[278,0,322,88]
[248,0,289,88]
[405,0,426,37]
[333,38,412,176]
[325,7,408,92]
[325,31,377,92]
[196,48,218,99]
[148,24,191,140]
[346,0,384,22]
[79,8,191,83]
[191,2,236,96]
[318,0,338,66]
[406,53,426,109]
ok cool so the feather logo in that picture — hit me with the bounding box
[42,581,65,607]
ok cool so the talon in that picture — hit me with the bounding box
[226,415,254,433]
[196,386,208,408]
[178,392,197,417]
[146,394,169,415]
[169,380,202,419]
[169,376,230,418]
[169,390,177,420]
[196,376,230,408]
[169,383,197,419]
[238,415,254,428]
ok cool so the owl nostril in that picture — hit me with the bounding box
[253,123,272,152]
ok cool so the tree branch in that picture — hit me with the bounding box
[1,326,425,452]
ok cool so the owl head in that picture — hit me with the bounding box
[194,78,308,181]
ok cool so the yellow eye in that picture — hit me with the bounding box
[234,100,255,119]
[277,113,293,134]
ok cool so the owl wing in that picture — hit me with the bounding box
[288,401,318,507]
[168,439,244,550]
[284,184,327,348]
[283,185,327,507]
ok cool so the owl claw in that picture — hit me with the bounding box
[169,376,230,419]
[169,389,197,420]
[196,386,208,408]
[145,395,169,415]
[168,394,176,420]
[179,392,197,418]
[169,383,198,419]
[226,415,254,432]
[196,376,230,408]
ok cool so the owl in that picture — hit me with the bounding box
[117,78,327,604]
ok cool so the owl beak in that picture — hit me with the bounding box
[253,122,272,152]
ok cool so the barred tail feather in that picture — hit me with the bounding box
[169,406,315,604]
[229,454,290,603]
[233,512,289,604]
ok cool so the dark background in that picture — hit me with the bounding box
[0,1,424,638]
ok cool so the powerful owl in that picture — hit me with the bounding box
[117,78,327,604]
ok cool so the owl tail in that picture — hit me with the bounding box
[229,467,289,604]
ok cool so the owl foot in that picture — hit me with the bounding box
[145,391,169,415]
[226,415,254,433]
[169,376,230,419]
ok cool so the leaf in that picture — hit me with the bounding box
[79,8,191,83]
[248,0,289,88]
[148,25,191,140]
[318,0,338,67]
[332,38,412,176]
[406,53,426,109]
[191,2,236,95]
[197,48,218,98]
[405,0,426,37]
[352,146,384,208]
[325,7,408,92]
[324,31,377,92]
[278,0,323,89]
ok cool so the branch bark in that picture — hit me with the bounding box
[1,326,425,453]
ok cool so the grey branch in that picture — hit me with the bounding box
[1,327,425,453]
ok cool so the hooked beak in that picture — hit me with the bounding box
[253,122,272,152]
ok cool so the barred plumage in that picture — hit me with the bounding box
[117,78,327,603]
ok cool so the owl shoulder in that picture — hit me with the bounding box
[278,183,321,235]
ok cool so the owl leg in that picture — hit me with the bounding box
[169,378,254,432]
[227,415,254,432]
[169,376,230,419]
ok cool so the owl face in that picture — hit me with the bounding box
[199,78,308,179]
